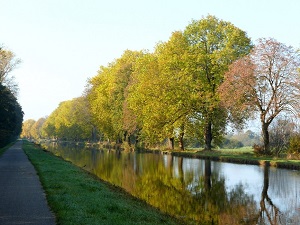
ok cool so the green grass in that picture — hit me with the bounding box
[22,141,180,225]
[218,146,253,154]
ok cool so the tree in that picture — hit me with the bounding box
[20,119,36,139]
[220,38,300,154]
[127,16,251,150]
[0,46,23,146]
[42,97,94,141]
[127,52,163,146]
[183,15,252,150]
[0,46,21,95]
[88,50,144,143]
[127,34,191,149]
[0,84,23,146]
[31,118,46,139]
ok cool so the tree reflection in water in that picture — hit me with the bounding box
[44,143,300,225]
[251,165,300,225]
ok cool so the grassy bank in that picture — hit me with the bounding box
[169,147,300,170]
[22,141,180,225]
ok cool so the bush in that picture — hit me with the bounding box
[269,118,295,157]
[221,138,244,149]
[287,135,300,159]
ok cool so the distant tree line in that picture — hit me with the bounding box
[21,15,300,156]
[0,46,23,147]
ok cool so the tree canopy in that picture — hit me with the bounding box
[42,97,93,141]
[21,16,300,154]
[0,46,21,96]
[0,84,23,147]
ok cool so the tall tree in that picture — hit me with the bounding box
[0,46,23,146]
[183,15,252,150]
[220,38,300,154]
[0,46,21,95]
[88,50,144,143]
[128,32,191,149]
[128,52,168,146]
[128,17,251,150]
[0,84,23,146]
[31,118,46,139]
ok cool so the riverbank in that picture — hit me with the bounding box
[165,148,300,170]
[36,139,300,170]
[22,141,181,225]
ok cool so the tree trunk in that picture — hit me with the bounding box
[178,130,185,151]
[168,137,175,150]
[204,120,212,150]
[262,122,270,155]
[91,125,97,142]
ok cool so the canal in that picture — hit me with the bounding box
[43,142,300,224]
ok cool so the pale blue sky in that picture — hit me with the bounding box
[1,0,299,120]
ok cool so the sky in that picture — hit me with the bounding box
[1,0,300,121]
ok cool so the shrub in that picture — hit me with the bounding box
[221,138,244,149]
[287,134,300,159]
[269,118,296,157]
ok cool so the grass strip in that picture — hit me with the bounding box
[23,141,180,225]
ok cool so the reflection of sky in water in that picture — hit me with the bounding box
[176,156,300,223]
[46,143,300,224]
[268,168,300,221]
[219,163,263,202]
[172,156,264,198]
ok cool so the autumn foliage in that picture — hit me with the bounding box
[21,17,300,154]
[220,38,300,154]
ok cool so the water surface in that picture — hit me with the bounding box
[44,142,300,224]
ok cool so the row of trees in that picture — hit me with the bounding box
[21,97,94,141]
[22,15,300,154]
[0,46,23,147]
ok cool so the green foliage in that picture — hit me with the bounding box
[288,135,300,159]
[29,16,253,150]
[127,16,252,150]
[42,97,94,141]
[127,48,186,145]
[0,84,23,147]
[221,138,244,149]
[0,46,23,147]
[0,46,21,95]
[88,50,144,143]
[182,15,252,149]
[20,119,36,139]
[21,118,47,140]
